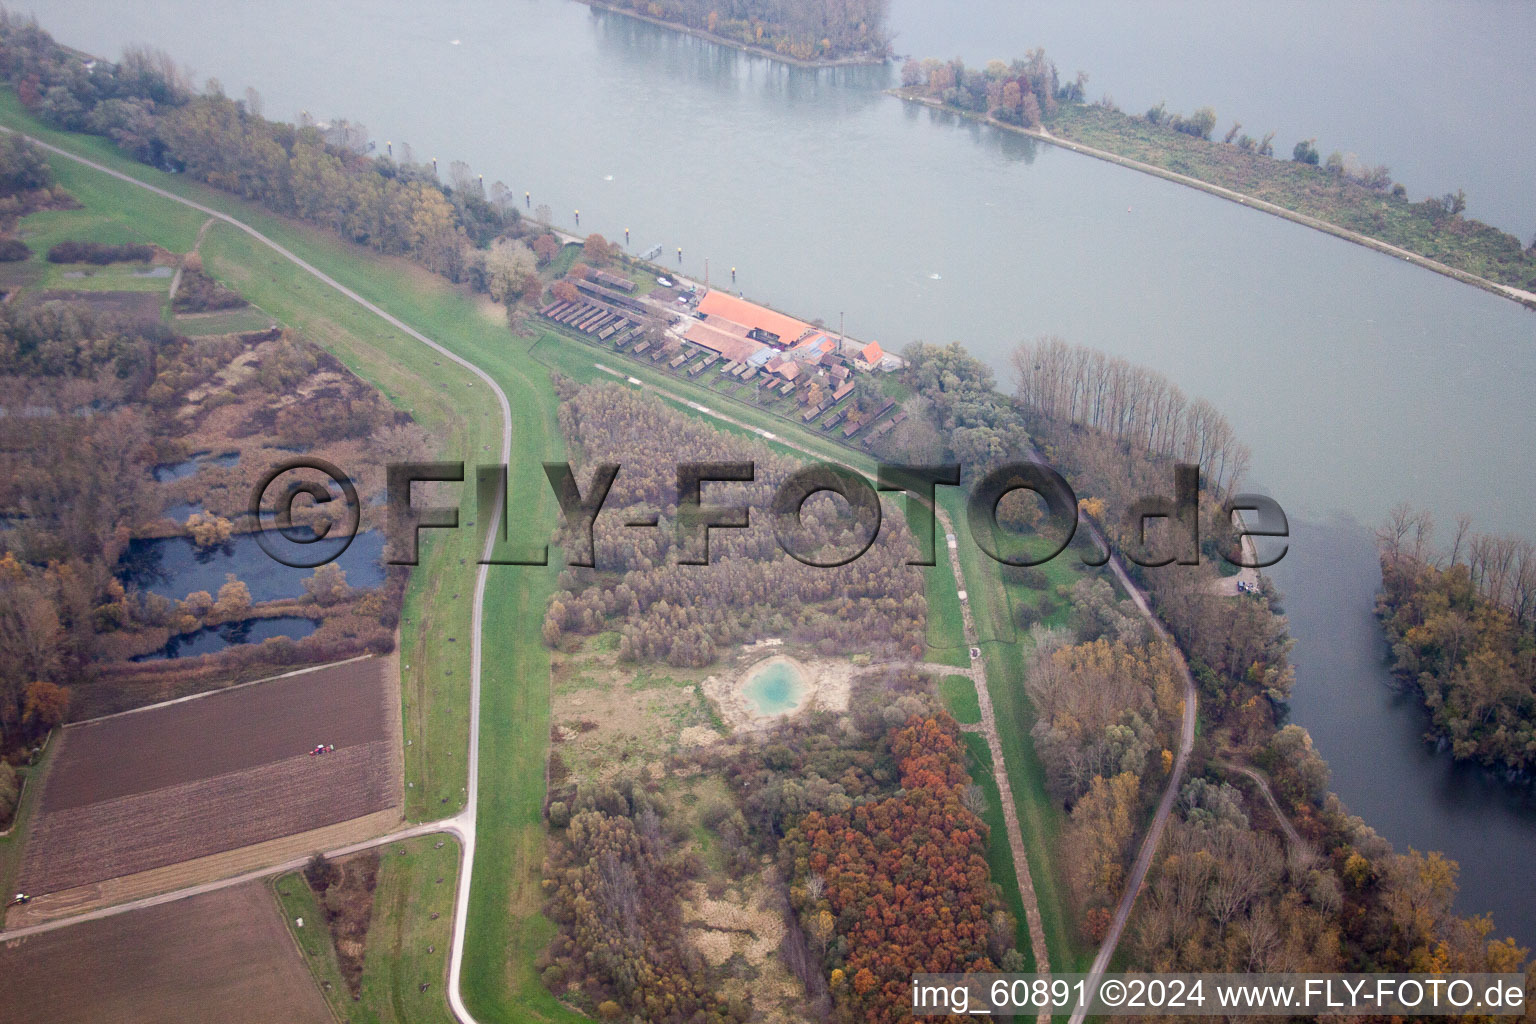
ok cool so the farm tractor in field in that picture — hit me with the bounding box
[308,743,335,756]
[8,892,30,907]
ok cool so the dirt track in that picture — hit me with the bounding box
[18,659,398,896]
[20,741,395,894]
[1,128,504,1024]
[0,881,332,1024]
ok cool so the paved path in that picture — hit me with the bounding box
[1066,520,1198,1024]
[0,816,464,942]
[0,127,508,1024]
[591,362,1055,1003]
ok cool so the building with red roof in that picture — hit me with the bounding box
[697,291,814,347]
[857,340,885,369]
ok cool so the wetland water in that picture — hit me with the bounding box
[119,530,387,605]
[740,658,808,717]
[38,0,1536,942]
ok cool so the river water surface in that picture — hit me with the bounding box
[32,0,1536,943]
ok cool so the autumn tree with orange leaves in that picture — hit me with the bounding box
[780,714,1015,1023]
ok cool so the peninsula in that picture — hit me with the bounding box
[578,0,891,66]
[892,54,1536,309]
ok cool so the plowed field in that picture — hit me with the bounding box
[17,658,398,896]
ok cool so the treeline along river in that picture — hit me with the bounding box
[36,0,1536,944]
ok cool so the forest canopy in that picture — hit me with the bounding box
[1377,507,1536,775]
[542,380,927,666]
[0,14,537,290]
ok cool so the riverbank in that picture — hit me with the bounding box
[575,0,887,68]
[1376,534,1536,782]
[890,89,1536,312]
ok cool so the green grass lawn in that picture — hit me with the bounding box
[361,837,462,1023]
[0,95,579,1020]
[173,305,275,335]
[962,732,1034,970]
[17,158,206,252]
[32,260,173,292]
[913,506,972,668]
[940,674,982,724]
[993,531,1101,635]
[273,835,462,1024]
[271,868,351,1004]
[942,487,1092,973]
[2,193,198,300]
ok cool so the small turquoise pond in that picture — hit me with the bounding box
[740,659,807,717]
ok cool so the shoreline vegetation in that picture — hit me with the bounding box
[900,340,1530,974]
[2,11,1532,1012]
[1376,507,1535,781]
[889,54,1536,310]
[576,0,891,67]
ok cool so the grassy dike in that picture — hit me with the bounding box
[940,486,1092,974]
[5,91,1078,1012]
[0,94,580,1021]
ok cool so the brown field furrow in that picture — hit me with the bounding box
[44,657,389,810]
[5,807,403,928]
[0,881,332,1024]
[19,740,394,894]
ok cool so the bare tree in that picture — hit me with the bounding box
[448,160,476,194]
[1448,512,1472,566]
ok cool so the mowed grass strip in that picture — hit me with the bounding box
[273,835,462,1024]
[173,305,275,335]
[886,486,971,667]
[942,487,1091,973]
[940,674,982,725]
[0,98,575,1017]
[963,732,1035,969]
[364,837,462,1023]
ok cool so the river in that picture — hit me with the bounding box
[889,0,1536,235]
[30,0,1536,944]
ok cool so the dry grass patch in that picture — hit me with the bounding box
[548,640,721,786]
